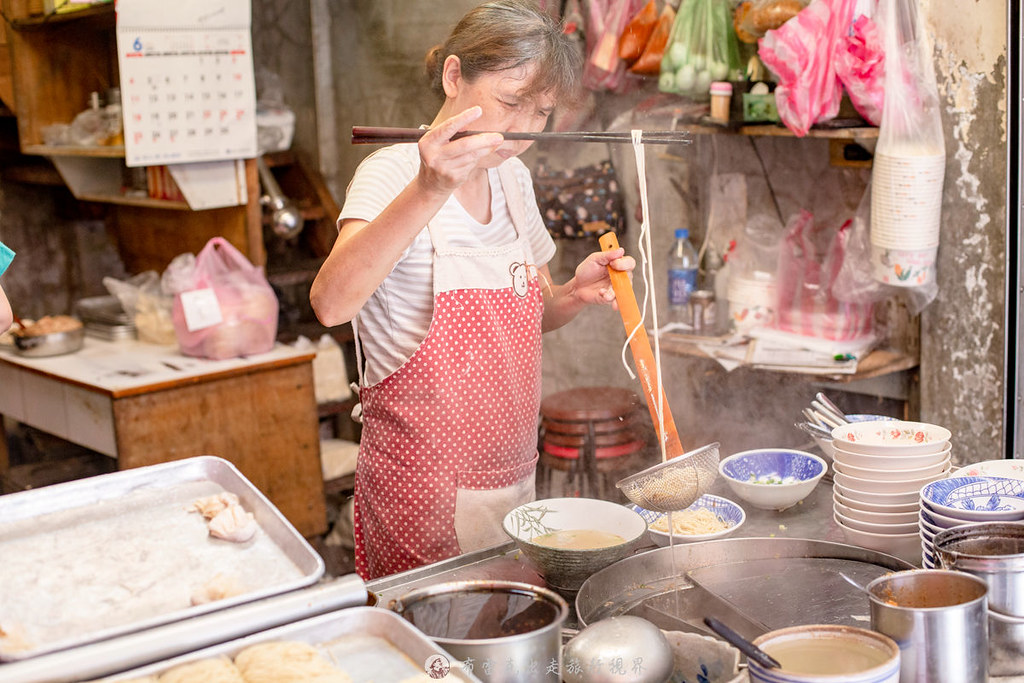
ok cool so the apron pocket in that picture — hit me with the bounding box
[454,453,538,554]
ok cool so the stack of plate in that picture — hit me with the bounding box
[830,420,952,560]
[919,475,1024,568]
[75,295,136,341]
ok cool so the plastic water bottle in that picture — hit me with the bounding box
[667,228,699,323]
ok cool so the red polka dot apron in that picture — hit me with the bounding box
[352,166,542,580]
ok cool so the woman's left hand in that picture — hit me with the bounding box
[572,247,634,307]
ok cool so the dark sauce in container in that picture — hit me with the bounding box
[399,586,561,640]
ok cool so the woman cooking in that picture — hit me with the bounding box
[310,0,635,580]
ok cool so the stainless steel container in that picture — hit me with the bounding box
[934,522,1024,676]
[867,569,988,682]
[389,580,568,683]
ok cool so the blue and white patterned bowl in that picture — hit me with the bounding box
[719,449,826,511]
[630,494,746,546]
[920,476,1024,522]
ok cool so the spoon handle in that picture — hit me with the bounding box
[703,616,781,669]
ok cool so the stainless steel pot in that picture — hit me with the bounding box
[867,569,988,682]
[13,326,85,357]
[934,522,1024,676]
[389,579,568,683]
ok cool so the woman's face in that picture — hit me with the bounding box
[444,58,556,167]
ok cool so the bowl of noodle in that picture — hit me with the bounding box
[629,495,746,546]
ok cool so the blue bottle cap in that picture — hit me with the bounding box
[675,228,689,239]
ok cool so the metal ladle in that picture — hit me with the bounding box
[257,157,304,239]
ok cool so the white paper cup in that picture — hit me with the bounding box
[871,245,937,287]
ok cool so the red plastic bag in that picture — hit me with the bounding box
[169,237,279,360]
[774,210,873,341]
[834,13,885,126]
[757,0,856,136]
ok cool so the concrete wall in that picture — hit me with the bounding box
[0,0,1011,464]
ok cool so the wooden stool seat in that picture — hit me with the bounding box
[537,386,646,500]
[541,413,637,436]
[540,387,640,423]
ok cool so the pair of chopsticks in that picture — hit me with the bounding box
[351,126,692,146]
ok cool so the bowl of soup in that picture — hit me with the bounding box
[502,497,648,592]
[748,624,900,683]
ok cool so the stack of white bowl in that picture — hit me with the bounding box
[918,475,1024,568]
[830,420,952,561]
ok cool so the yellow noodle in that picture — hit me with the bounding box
[650,508,729,535]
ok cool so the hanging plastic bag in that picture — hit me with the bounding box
[867,0,944,303]
[658,0,742,98]
[757,0,856,136]
[834,13,886,126]
[774,210,874,341]
[167,237,279,360]
[582,0,646,92]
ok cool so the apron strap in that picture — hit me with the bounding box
[496,163,529,236]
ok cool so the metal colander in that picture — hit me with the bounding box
[616,442,721,513]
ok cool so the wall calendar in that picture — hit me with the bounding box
[115,0,257,167]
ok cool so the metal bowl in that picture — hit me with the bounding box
[14,326,85,357]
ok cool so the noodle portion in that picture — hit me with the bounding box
[650,508,730,535]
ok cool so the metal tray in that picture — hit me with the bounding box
[576,537,915,637]
[0,456,324,661]
[102,606,483,682]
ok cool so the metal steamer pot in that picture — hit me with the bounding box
[389,579,568,683]
[934,523,1024,677]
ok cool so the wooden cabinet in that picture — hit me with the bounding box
[3,3,265,271]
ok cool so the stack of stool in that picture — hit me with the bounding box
[538,386,648,500]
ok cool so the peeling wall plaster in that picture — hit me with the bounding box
[919,0,1008,460]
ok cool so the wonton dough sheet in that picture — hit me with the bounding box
[0,480,303,658]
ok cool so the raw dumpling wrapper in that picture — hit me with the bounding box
[234,641,351,683]
[208,503,258,543]
[191,492,240,520]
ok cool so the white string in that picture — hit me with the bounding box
[628,129,667,462]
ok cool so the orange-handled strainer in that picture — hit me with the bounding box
[599,231,719,512]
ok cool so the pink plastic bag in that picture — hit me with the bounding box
[774,210,873,340]
[834,14,885,126]
[170,237,279,360]
[757,0,856,136]
[582,0,645,92]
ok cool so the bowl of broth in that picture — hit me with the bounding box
[748,624,900,683]
[502,497,648,592]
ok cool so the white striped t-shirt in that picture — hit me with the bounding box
[339,143,556,385]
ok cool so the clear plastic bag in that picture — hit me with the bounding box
[658,0,743,98]
[102,271,177,346]
[583,0,646,92]
[866,0,944,305]
[774,210,874,341]
[167,237,279,360]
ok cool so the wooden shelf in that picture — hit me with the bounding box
[657,333,917,383]
[77,193,190,209]
[6,2,113,31]
[24,143,125,158]
[687,122,879,140]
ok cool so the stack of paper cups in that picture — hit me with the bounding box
[727,271,776,333]
[870,148,945,287]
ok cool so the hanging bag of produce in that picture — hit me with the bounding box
[658,0,743,99]
[867,0,944,300]
[168,237,279,360]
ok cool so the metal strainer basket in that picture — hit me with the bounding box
[616,442,720,513]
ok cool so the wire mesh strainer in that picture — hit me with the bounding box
[616,442,721,512]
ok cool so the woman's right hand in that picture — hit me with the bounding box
[416,106,503,195]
